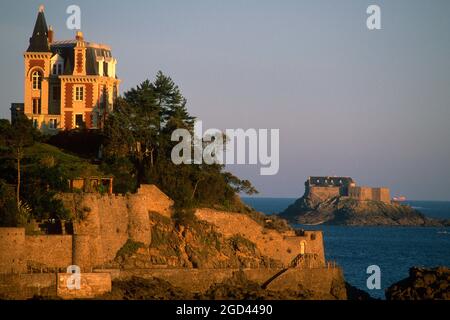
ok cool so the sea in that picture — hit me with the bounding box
[241,197,450,299]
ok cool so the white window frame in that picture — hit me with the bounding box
[52,63,63,75]
[75,86,84,101]
[51,54,64,75]
[32,71,41,90]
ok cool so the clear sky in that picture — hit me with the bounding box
[1,0,449,200]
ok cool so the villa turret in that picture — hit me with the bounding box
[17,5,121,133]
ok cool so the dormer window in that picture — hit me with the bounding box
[32,71,42,90]
[50,54,64,76]
[52,63,63,75]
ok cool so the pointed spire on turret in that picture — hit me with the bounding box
[27,5,51,52]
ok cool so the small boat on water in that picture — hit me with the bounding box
[393,196,407,202]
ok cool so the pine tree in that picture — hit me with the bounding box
[153,71,195,131]
[102,71,258,210]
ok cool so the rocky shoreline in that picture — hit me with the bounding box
[386,267,450,300]
[98,272,348,300]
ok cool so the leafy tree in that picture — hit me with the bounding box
[0,116,37,210]
[0,118,70,223]
[20,158,70,220]
[100,156,138,194]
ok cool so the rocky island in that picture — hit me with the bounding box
[280,176,447,226]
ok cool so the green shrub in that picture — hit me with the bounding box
[228,235,257,254]
[242,210,292,233]
[115,239,145,259]
[173,207,196,226]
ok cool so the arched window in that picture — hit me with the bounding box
[32,71,42,90]
[300,241,306,255]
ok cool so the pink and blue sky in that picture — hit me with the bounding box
[1,0,449,200]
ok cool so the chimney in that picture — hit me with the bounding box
[48,25,54,43]
[75,31,84,41]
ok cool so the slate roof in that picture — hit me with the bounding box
[27,10,50,52]
[50,42,113,76]
[27,9,115,77]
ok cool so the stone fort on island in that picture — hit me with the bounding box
[305,176,391,204]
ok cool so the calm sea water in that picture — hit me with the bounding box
[242,197,450,299]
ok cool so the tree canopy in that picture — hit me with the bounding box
[0,116,69,226]
[102,71,257,208]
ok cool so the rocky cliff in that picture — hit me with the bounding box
[115,211,284,270]
[386,267,450,300]
[100,270,349,300]
[280,193,446,226]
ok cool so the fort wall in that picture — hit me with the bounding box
[295,230,326,265]
[59,184,174,270]
[0,228,26,274]
[256,267,345,298]
[348,186,390,204]
[195,209,325,267]
[127,191,152,246]
[0,273,56,299]
[72,235,93,272]
[25,235,72,270]
[308,186,341,202]
[372,187,391,203]
[0,229,72,273]
[348,186,372,201]
[94,195,129,264]
[305,176,391,204]
[1,185,174,273]
[57,273,111,299]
